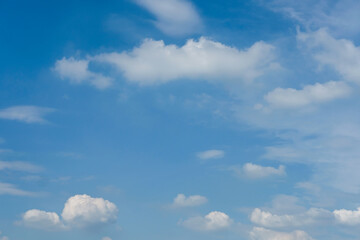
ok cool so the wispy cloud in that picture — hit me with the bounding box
[0,106,55,124]
[0,182,35,196]
[0,161,42,173]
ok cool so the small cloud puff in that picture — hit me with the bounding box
[172,193,207,207]
[181,211,232,231]
[231,163,285,179]
[0,106,54,124]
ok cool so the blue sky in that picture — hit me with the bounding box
[1,0,360,239]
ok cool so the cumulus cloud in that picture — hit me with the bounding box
[196,149,224,160]
[0,161,42,173]
[172,193,207,207]
[22,194,118,230]
[298,28,360,83]
[181,211,232,231]
[134,0,202,36]
[0,182,34,196]
[250,208,332,228]
[0,106,55,124]
[22,209,65,230]
[53,57,113,89]
[264,81,351,109]
[55,37,278,88]
[333,207,360,225]
[250,227,314,240]
[232,163,285,179]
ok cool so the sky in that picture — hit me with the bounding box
[1,0,360,239]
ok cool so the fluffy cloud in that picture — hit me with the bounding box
[250,208,332,228]
[22,210,65,230]
[298,28,360,83]
[0,106,54,124]
[54,37,277,88]
[22,194,118,230]
[196,149,224,160]
[264,81,351,109]
[231,163,285,179]
[54,57,113,89]
[0,161,42,173]
[181,211,232,231]
[333,207,360,225]
[172,193,207,207]
[134,0,202,36]
[61,194,118,227]
[0,182,34,196]
[250,227,314,240]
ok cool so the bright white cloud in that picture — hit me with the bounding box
[172,193,207,207]
[181,211,232,231]
[250,208,332,228]
[264,81,351,109]
[0,182,34,196]
[333,207,360,225]
[61,194,118,227]
[298,28,360,83]
[134,0,202,36]
[234,163,286,179]
[0,106,54,124]
[94,37,277,85]
[250,227,314,240]
[22,194,118,230]
[22,209,65,231]
[0,161,42,173]
[54,57,113,89]
[196,149,224,160]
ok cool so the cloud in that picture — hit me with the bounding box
[250,227,314,240]
[196,149,224,160]
[0,106,54,124]
[250,208,332,228]
[55,37,278,88]
[0,231,9,240]
[333,207,360,225]
[0,182,34,196]
[101,237,112,240]
[22,209,65,231]
[22,194,118,230]
[297,28,360,83]
[181,211,232,231]
[53,57,113,89]
[0,161,42,173]
[172,193,207,207]
[232,163,286,179]
[134,0,202,36]
[264,81,351,109]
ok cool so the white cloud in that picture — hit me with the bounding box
[0,161,42,173]
[134,0,202,36]
[298,28,360,83]
[0,106,54,124]
[264,81,351,109]
[333,207,360,225]
[250,208,332,228]
[22,194,118,230]
[172,193,207,207]
[196,149,224,160]
[0,182,34,196]
[181,211,232,231]
[94,37,277,85]
[22,209,65,231]
[101,237,112,240]
[234,163,286,179]
[54,57,113,89]
[250,227,314,240]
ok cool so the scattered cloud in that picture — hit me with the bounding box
[232,163,286,179]
[0,231,9,240]
[0,106,55,124]
[333,207,360,225]
[134,0,202,36]
[172,193,207,207]
[0,182,34,196]
[181,211,232,231]
[0,161,42,173]
[53,57,113,89]
[22,194,118,230]
[264,81,351,109]
[250,227,314,240]
[196,149,224,160]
